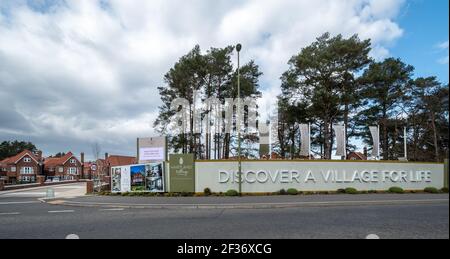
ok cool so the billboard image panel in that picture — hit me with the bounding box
[111,163,164,193]
[147,163,165,192]
[111,167,122,193]
[111,166,131,193]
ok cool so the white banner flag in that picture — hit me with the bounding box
[333,125,346,157]
[369,126,380,158]
[299,124,310,157]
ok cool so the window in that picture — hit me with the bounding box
[11,166,16,172]
[20,167,34,175]
[70,159,76,164]
[68,167,78,175]
[20,176,34,182]
[23,157,31,162]
[58,167,64,173]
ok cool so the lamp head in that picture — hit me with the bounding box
[236,43,242,52]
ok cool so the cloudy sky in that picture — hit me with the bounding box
[0,0,448,160]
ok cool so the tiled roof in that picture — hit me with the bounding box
[106,155,137,167]
[349,152,367,160]
[0,150,40,165]
[44,152,77,167]
[96,155,136,167]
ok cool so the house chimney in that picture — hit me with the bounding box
[363,146,368,158]
[105,153,109,160]
[34,150,42,161]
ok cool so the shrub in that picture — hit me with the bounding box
[287,188,299,195]
[441,187,449,193]
[344,187,358,195]
[424,187,439,194]
[368,190,377,194]
[278,189,287,195]
[337,188,346,194]
[388,187,404,194]
[204,188,212,196]
[225,189,239,196]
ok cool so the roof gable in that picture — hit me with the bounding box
[1,150,39,165]
[44,152,79,167]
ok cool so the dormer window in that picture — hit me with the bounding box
[24,157,31,163]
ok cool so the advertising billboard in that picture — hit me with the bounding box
[137,137,167,163]
[111,162,165,193]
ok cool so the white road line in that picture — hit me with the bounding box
[66,234,80,239]
[0,212,20,215]
[52,186,86,189]
[99,208,125,211]
[0,201,41,205]
[48,210,75,213]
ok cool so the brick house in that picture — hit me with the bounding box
[95,153,136,181]
[43,152,82,181]
[0,150,43,184]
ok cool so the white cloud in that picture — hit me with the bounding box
[436,40,449,65]
[0,0,406,158]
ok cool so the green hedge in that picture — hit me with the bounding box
[278,189,287,195]
[287,188,299,195]
[225,189,239,196]
[344,187,358,195]
[388,187,404,194]
[424,187,439,194]
[203,188,212,196]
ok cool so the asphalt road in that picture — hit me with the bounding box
[0,186,448,239]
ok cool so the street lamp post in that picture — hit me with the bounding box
[236,43,242,196]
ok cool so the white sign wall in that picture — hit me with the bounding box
[195,161,444,193]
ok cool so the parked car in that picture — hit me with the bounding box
[52,178,60,182]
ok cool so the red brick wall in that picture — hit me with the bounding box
[61,157,82,180]
[3,155,40,183]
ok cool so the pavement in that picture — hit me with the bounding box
[0,184,448,239]
[0,182,87,199]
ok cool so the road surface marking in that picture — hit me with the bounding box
[48,210,75,213]
[53,198,449,208]
[53,186,85,189]
[66,234,80,239]
[2,192,47,196]
[0,201,41,205]
[99,208,125,211]
[0,212,20,215]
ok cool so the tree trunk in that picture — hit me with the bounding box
[290,126,296,160]
[382,117,389,160]
[431,112,440,162]
[323,120,332,160]
[343,103,349,160]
